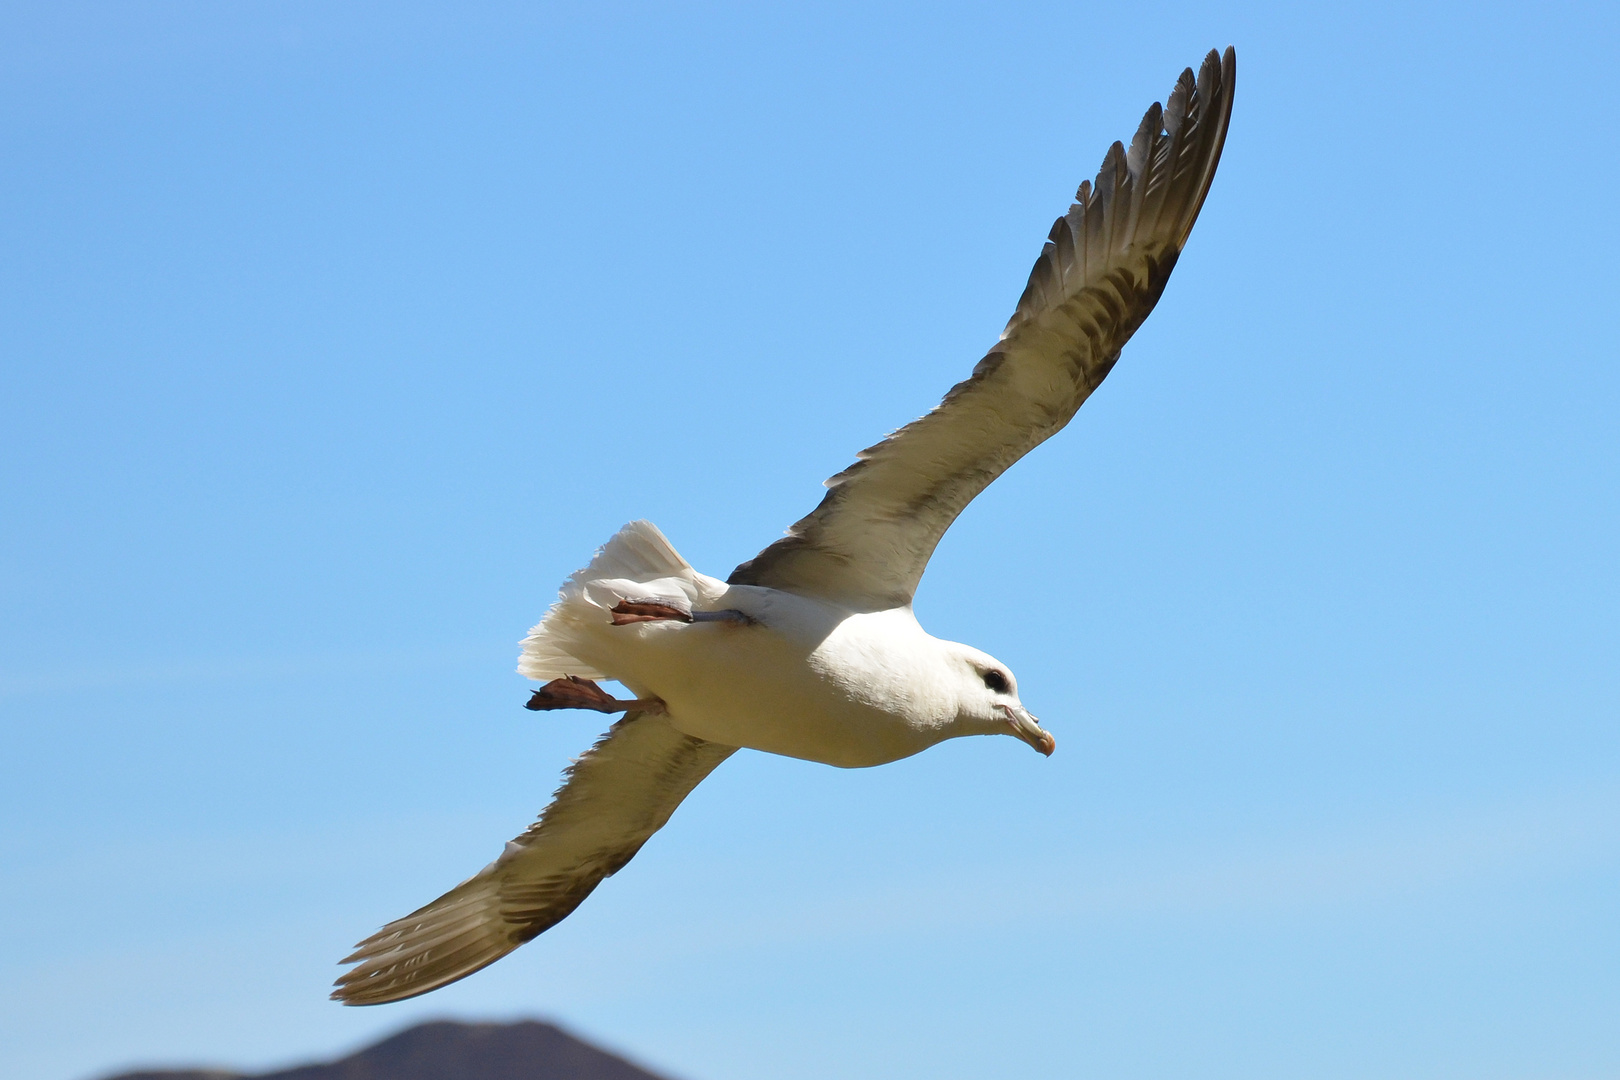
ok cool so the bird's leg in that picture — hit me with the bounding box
[525,676,666,715]
[691,609,757,626]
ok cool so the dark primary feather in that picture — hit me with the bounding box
[333,714,735,1006]
[730,47,1236,610]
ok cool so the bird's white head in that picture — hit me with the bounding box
[944,644,1055,756]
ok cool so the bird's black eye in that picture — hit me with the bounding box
[982,670,1009,693]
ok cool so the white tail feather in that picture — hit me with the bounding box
[518,521,705,682]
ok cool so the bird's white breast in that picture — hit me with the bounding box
[571,586,957,768]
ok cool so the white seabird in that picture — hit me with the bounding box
[334,47,1236,1006]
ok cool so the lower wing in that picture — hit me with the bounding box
[333,712,736,1005]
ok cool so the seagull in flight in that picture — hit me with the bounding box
[335,47,1236,1005]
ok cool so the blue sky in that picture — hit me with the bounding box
[2,2,1617,1079]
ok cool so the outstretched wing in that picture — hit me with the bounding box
[729,48,1236,610]
[333,713,736,1005]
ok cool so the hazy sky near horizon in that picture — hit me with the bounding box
[3,3,1618,1079]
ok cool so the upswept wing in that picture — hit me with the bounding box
[729,48,1235,610]
[333,714,736,1005]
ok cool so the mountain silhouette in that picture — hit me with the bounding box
[95,1020,678,1080]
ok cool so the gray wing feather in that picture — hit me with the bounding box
[332,713,736,1005]
[729,48,1235,609]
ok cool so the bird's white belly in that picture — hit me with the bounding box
[572,594,950,768]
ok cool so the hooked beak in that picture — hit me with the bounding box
[1001,704,1055,757]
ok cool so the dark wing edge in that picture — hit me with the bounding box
[729,47,1236,610]
[331,713,736,1005]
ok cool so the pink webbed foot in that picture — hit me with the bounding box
[609,599,756,627]
[609,600,693,625]
[524,676,666,715]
